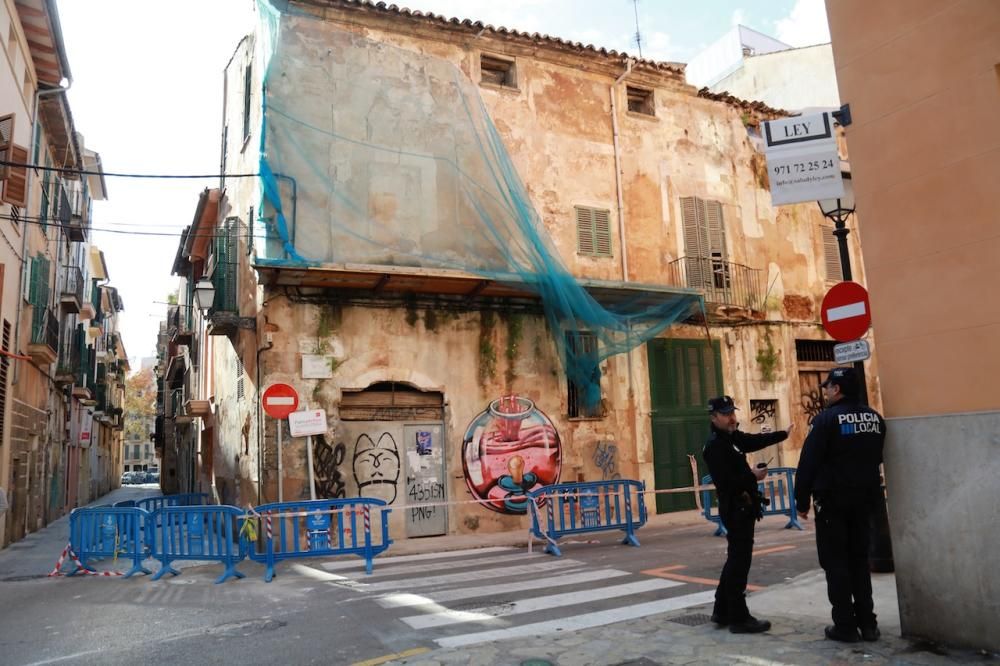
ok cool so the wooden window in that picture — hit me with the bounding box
[822,225,844,282]
[242,64,253,142]
[1,144,28,207]
[575,206,612,257]
[680,196,728,289]
[626,86,654,116]
[566,332,602,418]
[480,55,516,89]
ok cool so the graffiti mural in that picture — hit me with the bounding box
[749,400,776,424]
[461,395,561,514]
[313,436,347,499]
[593,441,621,481]
[353,433,401,503]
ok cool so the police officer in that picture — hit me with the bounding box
[795,367,886,643]
[703,395,793,633]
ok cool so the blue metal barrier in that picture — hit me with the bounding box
[527,480,647,557]
[148,505,246,584]
[701,467,804,536]
[68,506,152,577]
[112,500,136,508]
[246,498,392,582]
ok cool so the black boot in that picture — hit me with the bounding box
[825,625,861,643]
[710,613,729,626]
[860,624,881,641]
[729,616,771,634]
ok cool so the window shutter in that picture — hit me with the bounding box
[680,196,708,287]
[822,225,844,282]
[594,208,612,256]
[0,113,13,181]
[705,200,727,260]
[1,144,29,207]
[576,207,595,255]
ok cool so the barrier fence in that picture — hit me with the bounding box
[700,467,803,536]
[528,480,647,557]
[246,498,392,582]
[149,505,246,584]
[67,506,151,578]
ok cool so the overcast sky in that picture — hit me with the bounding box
[54,0,830,363]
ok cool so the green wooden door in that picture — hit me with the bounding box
[648,338,722,513]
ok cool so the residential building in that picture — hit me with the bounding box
[0,0,124,548]
[157,0,875,543]
[825,0,999,652]
[686,25,840,112]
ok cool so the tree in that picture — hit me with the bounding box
[124,368,156,443]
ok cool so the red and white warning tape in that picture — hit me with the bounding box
[48,542,124,577]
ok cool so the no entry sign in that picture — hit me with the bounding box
[262,383,299,419]
[821,281,871,342]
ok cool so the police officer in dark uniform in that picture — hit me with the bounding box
[795,367,886,643]
[703,395,793,633]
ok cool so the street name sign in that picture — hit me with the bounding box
[821,281,872,342]
[288,409,328,437]
[834,339,871,364]
[762,111,844,205]
[262,383,299,419]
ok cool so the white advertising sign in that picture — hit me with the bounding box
[301,354,334,379]
[834,339,871,364]
[288,409,328,437]
[763,112,844,205]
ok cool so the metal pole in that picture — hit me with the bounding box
[305,435,317,501]
[277,419,283,502]
[831,219,869,405]
[832,214,892,572]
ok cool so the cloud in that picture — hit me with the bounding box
[643,30,681,62]
[774,0,831,47]
[731,9,746,27]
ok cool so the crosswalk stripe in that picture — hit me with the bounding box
[322,546,514,571]
[326,552,542,579]
[434,590,718,648]
[353,559,580,592]
[376,568,633,608]
[402,578,685,629]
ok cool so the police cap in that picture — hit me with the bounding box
[821,367,859,395]
[707,395,738,414]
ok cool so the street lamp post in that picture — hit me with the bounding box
[817,173,894,573]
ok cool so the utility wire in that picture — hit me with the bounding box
[0,213,273,241]
[0,159,260,180]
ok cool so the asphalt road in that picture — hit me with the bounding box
[0,514,818,665]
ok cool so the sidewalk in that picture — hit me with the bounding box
[0,485,163,580]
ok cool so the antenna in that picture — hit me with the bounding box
[631,0,643,58]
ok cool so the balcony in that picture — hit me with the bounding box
[28,307,59,365]
[168,305,194,345]
[666,256,763,319]
[60,265,84,314]
[67,193,88,242]
[56,339,80,385]
[170,387,193,423]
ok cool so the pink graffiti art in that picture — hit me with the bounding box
[461,395,561,514]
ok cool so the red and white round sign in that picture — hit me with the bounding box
[821,281,871,342]
[261,383,299,419]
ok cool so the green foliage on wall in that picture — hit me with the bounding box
[504,313,523,387]
[479,311,497,383]
[756,331,779,383]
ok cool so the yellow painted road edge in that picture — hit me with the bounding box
[352,647,431,666]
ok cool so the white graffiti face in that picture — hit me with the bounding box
[353,433,400,503]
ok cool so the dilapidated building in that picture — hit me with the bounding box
[157,0,878,542]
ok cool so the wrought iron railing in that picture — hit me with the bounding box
[170,387,186,419]
[30,306,59,350]
[62,265,84,304]
[666,256,763,311]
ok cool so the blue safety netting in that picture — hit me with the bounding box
[253,0,702,407]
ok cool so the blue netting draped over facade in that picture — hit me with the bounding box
[253,0,702,407]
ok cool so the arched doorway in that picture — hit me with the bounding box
[339,382,446,537]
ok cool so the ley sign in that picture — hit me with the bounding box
[821,281,871,342]
[762,111,844,205]
[262,383,299,419]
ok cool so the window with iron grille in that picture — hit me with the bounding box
[236,357,245,402]
[480,54,517,89]
[566,332,602,418]
[795,339,836,363]
[0,321,10,446]
[626,86,654,116]
[575,206,612,257]
[242,64,253,142]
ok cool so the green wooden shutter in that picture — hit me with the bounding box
[29,254,50,309]
[822,225,844,282]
